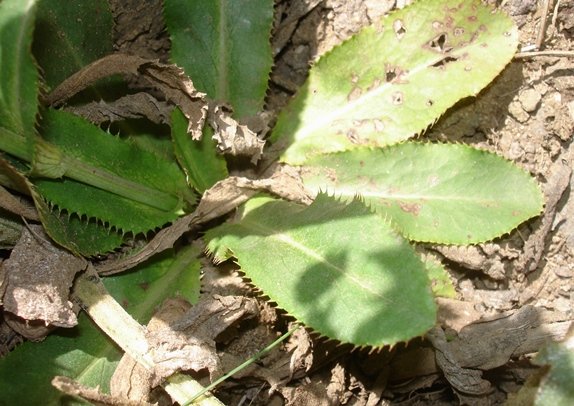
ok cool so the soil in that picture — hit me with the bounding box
[4,0,574,405]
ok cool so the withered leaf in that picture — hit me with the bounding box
[146,295,259,383]
[65,92,171,126]
[97,176,260,275]
[0,184,39,221]
[111,298,192,403]
[208,103,266,163]
[52,376,154,406]
[2,225,86,340]
[45,53,207,140]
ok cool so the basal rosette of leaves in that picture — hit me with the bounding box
[205,0,543,348]
[0,0,547,388]
[0,0,198,256]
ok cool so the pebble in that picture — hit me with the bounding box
[508,100,529,123]
[518,88,542,113]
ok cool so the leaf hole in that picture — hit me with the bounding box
[426,99,434,107]
[393,19,406,39]
[428,33,449,53]
[431,56,458,69]
[453,27,465,36]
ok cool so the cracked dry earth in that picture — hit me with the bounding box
[2,0,574,405]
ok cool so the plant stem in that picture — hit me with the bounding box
[73,266,225,406]
[0,131,182,212]
[64,155,181,212]
[0,127,32,161]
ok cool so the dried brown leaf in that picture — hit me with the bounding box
[45,53,207,139]
[52,376,154,406]
[65,93,171,125]
[97,176,260,275]
[208,103,266,163]
[0,185,38,221]
[146,295,259,383]
[2,225,86,340]
[111,298,192,403]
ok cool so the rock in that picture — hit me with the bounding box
[508,100,529,123]
[518,88,542,113]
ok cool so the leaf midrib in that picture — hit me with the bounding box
[240,218,385,299]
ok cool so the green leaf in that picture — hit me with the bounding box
[171,108,228,193]
[33,195,126,256]
[164,0,274,118]
[0,0,39,159]
[272,0,518,164]
[33,0,113,90]
[533,336,574,406]
[0,246,201,405]
[423,255,456,298]
[301,143,544,244]
[206,194,436,347]
[33,109,194,235]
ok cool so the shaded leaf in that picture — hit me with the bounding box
[34,108,193,235]
[301,143,544,243]
[164,0,274,118]
[0,246,202,405]
[33,195,126,257]
[271,0,518,164]
[33,0,113,90]
[206,194,436,347]
[0,0,39,159]
[171,108,228,193]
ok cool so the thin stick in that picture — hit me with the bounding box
[515,50,574,59]
[73,266,225,406]
[536,0,554,50]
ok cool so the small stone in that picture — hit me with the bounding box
[567,100,574,122]
[508,100,529,123]
[518,88,542,113]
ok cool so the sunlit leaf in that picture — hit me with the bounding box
[301,143,543,243]
[272,0,518,164]
[206,194,436,347]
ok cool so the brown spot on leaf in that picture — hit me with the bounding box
[427,33,450,53]
[468,15,477,22]
[346,129,360,144]
[393,19,406,40]
[398,202,421,216]
[454,27,465,36]
[392,91,404,105]
[373,119,385,132]
[347,86,362,102]
[368,78,383,91]
[426,99,434,107]
[432,21,444,30]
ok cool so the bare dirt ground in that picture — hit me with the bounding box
[4,0,573,405]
